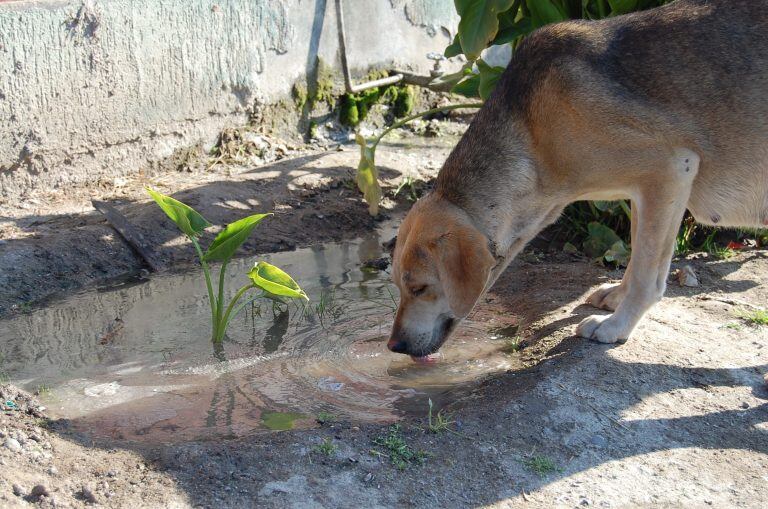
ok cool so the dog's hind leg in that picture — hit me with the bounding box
[577,149,699,343]
[586,203,638,311]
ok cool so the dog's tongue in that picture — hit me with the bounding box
[410,354,440,364]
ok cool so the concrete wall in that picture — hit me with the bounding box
[0,0,458,204]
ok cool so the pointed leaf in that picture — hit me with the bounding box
[203,213,272,262]
[146,187,210,238]
[451,72,481,98]
[477,59,505,100]
[455,0,516,60]
[491,17,533,46]
[608,0,639,15]
[248,261,308,301]
[526,0,568,28]
[444,34,463,58]
[355,133,382,216]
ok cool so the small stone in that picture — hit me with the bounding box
[590,435,607,448]
[81,486,97,504]
[741,402,750,409]
[11,484,24,497]
[47,466,59,476]
[4,437,22,453]
[364,472,374,482]
[107,469,117,477]
[29,484,49,500]
[676,265,699,287]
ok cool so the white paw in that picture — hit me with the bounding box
[576,314,629,344]
[587,283,625,311]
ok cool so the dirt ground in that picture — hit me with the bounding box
[1,123,768,508]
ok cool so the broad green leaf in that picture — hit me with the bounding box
[248,261,308,301]
[355,133,382,216]
[203,213,272,262]
[608,0,639,15]
[444,34,463,58]
[477,59,505,100]
[526,0,568,28]
[146,187,210,238]
[455,0,516,60]
[582,222,622,259]
[491,17,533,46]
[604,240,631,267]
[451,72,481,98]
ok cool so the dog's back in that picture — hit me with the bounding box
[440,0,768,227]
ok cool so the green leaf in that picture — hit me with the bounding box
[607,0,639,15]
[582,222,622,259]
[355,133,382,216]
[146,187,210,238]
[491,16,533,46]
[451,72,481,98]
[526,0,568,28]
[455,0,516,60]
[203,213,272,262]
[248,261,308,301]
[604,240,631,267]
[444,34,463,58]
[477,59,505,100]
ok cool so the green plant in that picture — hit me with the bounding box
[393,175,421,202]
[521,454,560,477]
[146,188,307,343]
[313,438,337,456]
[316,412,337,424]
[427,399,454,434]
[735,308,768,326]
[371,424,427,470]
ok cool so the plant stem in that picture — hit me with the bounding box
[216,284,256,342]
[192,237,218,339]
[372,102,483,145]
[216,260,229,339]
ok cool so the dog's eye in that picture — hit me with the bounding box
[410,285,427,297]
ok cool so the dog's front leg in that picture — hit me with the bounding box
[577,150,698,343]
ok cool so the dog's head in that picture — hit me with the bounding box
[388,194,496,360]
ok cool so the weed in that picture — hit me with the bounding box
[736,308,768,326]
[316,412,337,424]
[502,336,521,353]
[146,188,307,342]
[35,384,51,397]
[427,399,454,434]
[371,424,427,470]
[724,322,743,331]
[312,438,337,456]
[393,176,421,202]
[522,455,560,477]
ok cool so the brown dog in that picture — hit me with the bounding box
[388,0,768,359]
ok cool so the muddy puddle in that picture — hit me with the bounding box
[0,224,522,444]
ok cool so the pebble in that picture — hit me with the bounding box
[676,265,699,287]
[81,485,98,504]
[48,466,59,476]
[4,437,22,453]
[29,484,49,500]
[590,435,607,448]
[11,484,24,497]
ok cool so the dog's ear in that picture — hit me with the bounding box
[433,224,495,318]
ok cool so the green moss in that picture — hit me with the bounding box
[392,85,415,118]
[340,95,360,126]
[309,58,337,110]
[308,120,319,139]
[292,83,307,110]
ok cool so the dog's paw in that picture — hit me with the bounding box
[586,283,625,311]
[576,314,629,344]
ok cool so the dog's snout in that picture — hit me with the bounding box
[387,338,409,354]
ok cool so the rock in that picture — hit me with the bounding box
[47,466,59,476]
[29,484,49,500]
[4,437,22,453]
[11,484,24,497]
[590,435,607,448]
[676,265,699,287]
[81,485,97,504]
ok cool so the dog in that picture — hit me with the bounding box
[388,0,768,360]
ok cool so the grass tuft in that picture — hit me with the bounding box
[521,455,560,477]
[736,308,768,326]
[312,438,337,456]
[371,425,427,470]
